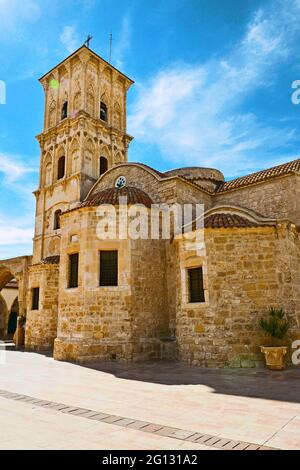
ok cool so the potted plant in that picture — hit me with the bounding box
[260,307,289,370]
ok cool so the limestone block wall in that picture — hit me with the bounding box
[54,208,134,362]
[25,263,59,351]
[54,206,178,363]
[215,174,300,225]
[89,164,212,208]
[176,224,300,368]
[130,238,174,360]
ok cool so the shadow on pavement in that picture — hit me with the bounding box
[83,360,300,403]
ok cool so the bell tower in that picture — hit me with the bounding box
[32,45,134,263]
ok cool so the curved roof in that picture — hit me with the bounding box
[164,166,224,182]
[216,159,300,193]
[182,204,277,232]
[204,213,259,228]
[80,186,153,209]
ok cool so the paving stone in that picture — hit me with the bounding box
[114,418,136,427]
[140,424,164,433]
[245,444,260,450]
[171,430,197,440]
[213,438,232,449]
[258,446,276,451]
[194,434,215,444]
[100,415,123,424]
[89,413,111,421]
[233,442,252,450]
[12,395,27,401]
[60,407,79,414]
[155,427,178,437]
[42,402,62,409]
[127,421,150,430]
[185,433,205,442]
[79,410,101,418]
[199,437,221,447]
[47,404,69,411]
[0,386,276,451]
[21,397,36,403]
[220,440,241,450]
[69,408,91,416]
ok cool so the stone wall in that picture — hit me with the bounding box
[214,174,300,225]
[176,223,300,368]
[53,206,176,363]
[130,237,175,361]
[25,263,59,351]
[54,207,132,362]
[89,164,212,208]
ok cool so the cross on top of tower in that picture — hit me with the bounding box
[84,34,93,48]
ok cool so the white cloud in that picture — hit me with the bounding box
[0,152,37,183]
[0,210,34,260]
[0,0,42,37]
[113,15,131,69]
[128,0,300,176]
[0,224,33,246]
[60,25,80,54]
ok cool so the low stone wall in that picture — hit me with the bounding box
[25,263,59,351]
[176,223,300,368]
[54,338,176,363]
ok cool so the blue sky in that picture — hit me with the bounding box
[1,0,300,258]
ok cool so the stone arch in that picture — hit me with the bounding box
[7,296,19,338]
[55,145,66,181]
[48,100,56,128]
[98,145,111,176]
[60,91,68,121]
[87,84,95,117]
[0,294,8,338]
[0,256,31,344]
[70,137,80,174]
[43,153,53,187]
[114,151,124,165]
[100,92,109,122]
[83,137,95,177]
[113,102,122,130]
[73,91,81,115]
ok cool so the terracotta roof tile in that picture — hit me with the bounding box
[216,159,300,193]
[81,186,153,209]
[204,213,259,229]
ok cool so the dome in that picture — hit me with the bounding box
[164,167,224,182]
[81,186,153,208]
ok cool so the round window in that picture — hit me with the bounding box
[115,175,127,189]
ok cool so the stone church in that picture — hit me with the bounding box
[0,45,300,368]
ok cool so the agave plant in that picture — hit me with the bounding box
[260,307,289,345]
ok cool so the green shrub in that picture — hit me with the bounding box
[260,307,289,343]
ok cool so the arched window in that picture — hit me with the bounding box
[57,156,65,180]
[45,162,52,186]
[99,156,108,176]
[61,101,68,120]
[100,101,108,122]
[54,210,62,230]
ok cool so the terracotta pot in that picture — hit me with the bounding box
[260,346,288,370]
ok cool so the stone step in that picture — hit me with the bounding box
[0,340,16,350]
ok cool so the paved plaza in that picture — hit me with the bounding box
[0,350,300,450]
